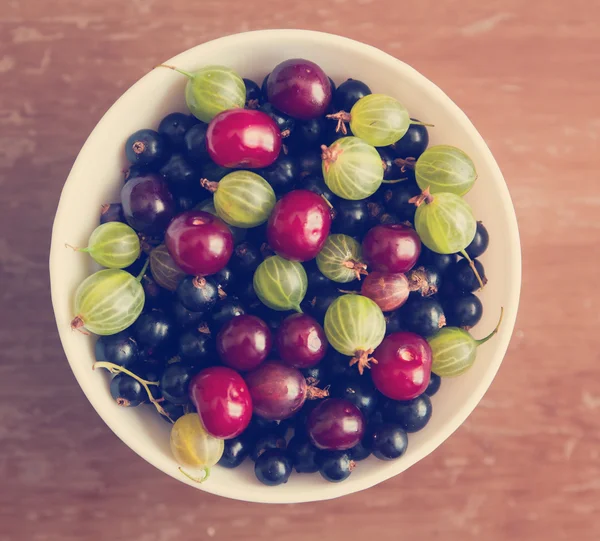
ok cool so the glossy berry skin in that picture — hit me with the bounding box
[229,242,262,274]
[333,78,372,111]
[276,313,327,368]
[158,113,198,150]
[331,199,369,238]
[259,155,298,194]
[165,210,233,276]
[379,147,402,180]
[317,450,354,482]
[254,449,292,486]
[189,366,253,439]
[160,363,193,405]
[183,123,209,165]
[159,153,198,194]
[443,293,483,328]
[121,174,175,234]
[382,394,432,432]
[301,174,338,205]
[213,266,235,293]
[210,298,245,330]
[243,78,262,107]
[362,224,421,273]
[216,315,272,371]
[418,246,457,275]
[267,190,332,261]
[401,296,446,337]
[134,309,174,350]
[245,361,307,420]
[381,179,420,223]
[171,299,206,329]
[178,327,215,365]
[267,59,332,120]
[250,433,286,461]
[384,311,405,335]
[371,332,432,401]
[391,120,429,160]
[100,203,125,225]
[368,424,408,460]
[449,258,487,292]
[259,102,295,137]
[176,276,219,313]
[349,440,371,462]
[219,432,255,468]
[465,221,489,259]
[291,117,328,148]
[95,332,139,368]
[125,129,170,168]
[288,435,319,473]
[110,373,145,407]
[329,377,379,418]
[206,109,282,169]
[307,398,365,450]
[426,373,441,396]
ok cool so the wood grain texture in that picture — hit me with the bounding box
[1,0,599,540]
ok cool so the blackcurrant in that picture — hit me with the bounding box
[317,450,354,482]
[159,401,185,424]
[213,266,235,294]
[329,377,379,417]
[331,199,369,238]
[243,78,262,107]
[125,129,170,168]
[301,363,328,386]
[391,120,429,160]
[324,351,356,381]
[254,449,292,486]
[259,102,295,137]
[448,258,487,292]
[333,78,372,111]
[288,435,319,473]
[384,311,405,335]
[259,155,297,194]
[133,309,175,350]
[291,117,327,148]
[235,280,260,308]
[95,332,139,368]
[407,265,442,297]
[443,292,483,328]
[160,362,193,405]
[250,433,287,461]
[219,432,255,468]
[171,299,206,329]
[183,123,208,165]
[158,112,198,150]
[100,203,125,224]
[110,373,145,407]
[379,147,402,180]
[159,153,199,194]
[381,179,420,222]
[176,276,219,313]
[177,326,215,365]
[299,174,338,205]
[426,373,441,396]
[349,440,371,461]
[210,298,245,330]
[369,424,408,460]
[296,148,322,178]
[228,242,262,275]
[304,259,333,294]
[400,296,446,337]
[382,394,432,432]
[418,246,457,275]
[464,221,489,259]
[260,73,269,101]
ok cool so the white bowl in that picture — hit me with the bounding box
[50,29,521,503]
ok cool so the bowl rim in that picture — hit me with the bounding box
[50,29,522,503]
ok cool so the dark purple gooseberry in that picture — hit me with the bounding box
[266,59,332,120]
[121,174,175,234]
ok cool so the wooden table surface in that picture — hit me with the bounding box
[1,1,599,540]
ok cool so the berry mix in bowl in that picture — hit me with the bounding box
[50,30,521,503]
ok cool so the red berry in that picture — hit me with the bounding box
[165,210,233,276]
[361,271,410,312]
[371,332,432,401]
[245,361,307,420]
[189,366,252,439]
[362,224,421,273]
[216,315,272,372]
[266,59,332,120]
[206,109,282,169]
[276,313,327,368]
[307,398,365,450]
[267,190,332,261]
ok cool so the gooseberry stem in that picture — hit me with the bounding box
[321,143,344,173]
[292,304,303,314]
[325,111,351,134]
[459,250,485,290]
[179,466,210,483]
[342,259,368,280]
[410,120,435,128]
[394,157,417,171]
[156,64,195,80]
[381,177,409,184]
[93,361,173,421]
[65,243,89,253]
[200,178,219,193]
[475,307,504,346]
[349,348,378,375]
[408,186,433,207]
[135,258,150,282]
